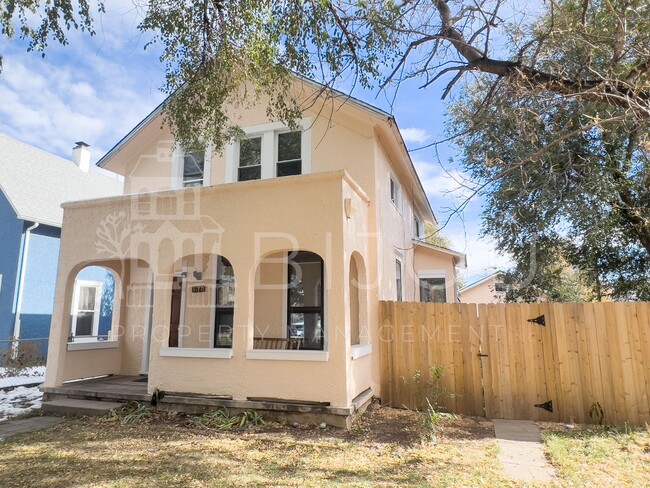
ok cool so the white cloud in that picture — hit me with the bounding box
[412,157,475,201]
[450,232,513,282]
[400,127,431,144]
[0,22,166,164]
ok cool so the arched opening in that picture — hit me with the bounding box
[253,250,325,351]
[349,257,360,345]
[349,252,368,346]
[68,265,119,343]
[168,254,234,349]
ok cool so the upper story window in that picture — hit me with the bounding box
[277,131,302,177]
[172,145,212,189]
[414,216,422,239]
[227,120,311,183]
[390,176,401,210]
[395,257,403,302]
[238,137,262,181]
[183,150,205,187]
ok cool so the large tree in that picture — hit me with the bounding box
[2,0,650,297]
[446,1,650,300]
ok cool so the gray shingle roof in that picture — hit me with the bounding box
[0,134,123,228]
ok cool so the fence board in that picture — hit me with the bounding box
[379,301,650,425]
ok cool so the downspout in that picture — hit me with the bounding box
[13,222,39,341]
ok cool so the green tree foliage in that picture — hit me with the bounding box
[448,1,650,300]
[424,222,452,249]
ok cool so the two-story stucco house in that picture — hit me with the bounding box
[43,78,466,426]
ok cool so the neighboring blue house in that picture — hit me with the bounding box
[0,135,123,354]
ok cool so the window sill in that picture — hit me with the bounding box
[160,348,233,359]
[351,343,372,360]
[245,349,329,361]
[67,341,119,351]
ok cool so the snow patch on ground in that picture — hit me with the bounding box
[0,366,46,387]
[0,385,43,422]
[0,367,46,421]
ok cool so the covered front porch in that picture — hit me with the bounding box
[44,171,376,419]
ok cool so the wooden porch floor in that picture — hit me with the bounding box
[43,375,150,402]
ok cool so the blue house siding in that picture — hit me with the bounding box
[18,226,61,350]
[0,190,22,343]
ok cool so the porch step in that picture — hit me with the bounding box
[42,399,124,417]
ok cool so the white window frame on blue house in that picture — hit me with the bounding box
[70,280,103,340]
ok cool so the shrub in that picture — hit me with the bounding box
[1,339,43,376]
[104,402,153,424]
[193,409,265,430]
[412,365,455,441]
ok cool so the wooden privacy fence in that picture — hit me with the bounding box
[379,301,650,425]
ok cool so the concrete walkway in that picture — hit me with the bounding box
[0,416,66,441]
[492,419,556,483]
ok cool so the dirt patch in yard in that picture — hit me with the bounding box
[0,404,510,487]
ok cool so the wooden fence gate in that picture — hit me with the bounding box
[379,301,650,425]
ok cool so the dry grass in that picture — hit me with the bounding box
[0,405,509,487]
[541,422,650,486]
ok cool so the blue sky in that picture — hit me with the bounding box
[0,2,511,281]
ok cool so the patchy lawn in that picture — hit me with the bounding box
[541,422,650,486]
[0,405,510,487]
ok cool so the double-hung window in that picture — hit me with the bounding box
[71,280,103,338]
[238,137,263,181]
[390,176,401,211]
[173,144,212,188]
[276,131,302,177]
[395,258,403,302]
[182,150,205,187]
[228,120,311,183]
[414,216,422,239]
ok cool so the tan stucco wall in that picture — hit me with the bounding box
[413,246,458,303]
[45,172,372,408]
[460,276,505,304]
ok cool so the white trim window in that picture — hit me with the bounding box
[419,271,447,303]
[237,136,263,181]
[390,176,401,211]
[276,130,302,177]
[226,119,312,183]
[414,216,423,239]
[172,145,213,188]
[395,257,403,302]
[71,280,103,339]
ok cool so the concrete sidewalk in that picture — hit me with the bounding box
[492,419,556,483]
[0,416,66,441]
